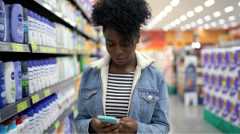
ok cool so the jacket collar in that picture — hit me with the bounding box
[90,51,154,69]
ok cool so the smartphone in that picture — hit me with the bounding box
[97,115,119,124]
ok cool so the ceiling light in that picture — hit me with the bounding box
[191,22,196,27]
[224,6,234,13]
[170,0,180,7]
[239,2,240,7]
[204,0,215,7]
[219,19,225,25]
[192,42,201,49]
[165,5,173,13]
[180,15,187,21]
[204,15,211,21]
[197,19,204,24]
[211,22,217,27]
[223,24,228,29]
[186,24,191,29]
[204,24,210,29]
[176,19,181,25]
[187,11,194,18]
[194,6,204,13]
[213,11,221,18]
[228,16,236,21]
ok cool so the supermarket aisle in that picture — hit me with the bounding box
[169,96,222,134]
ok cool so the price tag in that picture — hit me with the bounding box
[31,42,38,52]
[32,94,40,104]
[49,47,57,53]
[40,46,48,53]
[11,43,24,52]
[54,121,60,129]
[44,89,51,97]
[17,101,28,113]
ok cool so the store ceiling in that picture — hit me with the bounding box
[145,0,240,31]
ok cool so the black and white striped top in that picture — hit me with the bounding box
[105,72,134,118]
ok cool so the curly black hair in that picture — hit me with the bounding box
[92,0,151,41]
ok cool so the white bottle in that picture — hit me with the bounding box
[4,62,16,104]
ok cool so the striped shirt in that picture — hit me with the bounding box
[105,72,134,118]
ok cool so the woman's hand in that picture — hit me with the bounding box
[90,117,120,134]
[119,117,138,134]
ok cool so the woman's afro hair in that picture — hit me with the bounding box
[92,0,151,39]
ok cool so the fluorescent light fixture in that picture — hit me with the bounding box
[175,19,181,25]
[187,11,194,18]
[165,5,173,13]
[186,24,191,29]
[204,24,210,29]
[204,0,215,7]
[228,16,236,21]
[180,15,187,21]
[219,19,225,25]
[194,6,204,13]
[204,15,211,21]
[239,1,240,7]
[224,6,234,13]
[192,42,201,49]
[197,19,204,25]
[191,22,196,27]
[213,11,221,18]
[211,22,217,27]
[170,0,180,7]
[223,24,228,29]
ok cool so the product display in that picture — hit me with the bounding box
[3,86,76,134]
[201,46,240,127]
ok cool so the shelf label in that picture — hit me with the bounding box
[54,121,60,129]
[31,42,38,52]
[11,43,24,52]
[17,101,28,113]
[40,46,48,53]
[32,94,40,104]
[44,89,51,97]
[49,47,57,53]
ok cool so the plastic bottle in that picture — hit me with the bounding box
[0,0,7,41]
[4,62,16,104]
[14,61,22,101]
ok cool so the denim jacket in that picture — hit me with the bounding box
[75,51,169,134]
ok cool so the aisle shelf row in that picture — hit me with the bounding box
[203,109,240,133]
[0,75,80,123]
[45,101,78,133]
[0,42,30,53]
[19,0,98,43]
[0,42,85,55]
[69,0,92,24]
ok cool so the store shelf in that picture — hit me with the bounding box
[0,75,80,123]
[203,109,240,133]
[0,98,31,123]
[27,0,97,43]
[0,42,30,53]
[69,0,92,24]
[45,100,77,133]
[30,44,76,55]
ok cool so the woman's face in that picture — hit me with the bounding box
[104,28,137,66]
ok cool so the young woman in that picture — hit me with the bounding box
[75,0,169,133]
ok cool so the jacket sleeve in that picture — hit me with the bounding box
[137,72,170,134]
[74,68,92,134]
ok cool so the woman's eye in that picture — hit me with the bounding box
[106,41,113,46]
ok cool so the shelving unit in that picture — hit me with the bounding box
[0,0,101,133]
[45,101,77,133]
[0,75,80,123]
